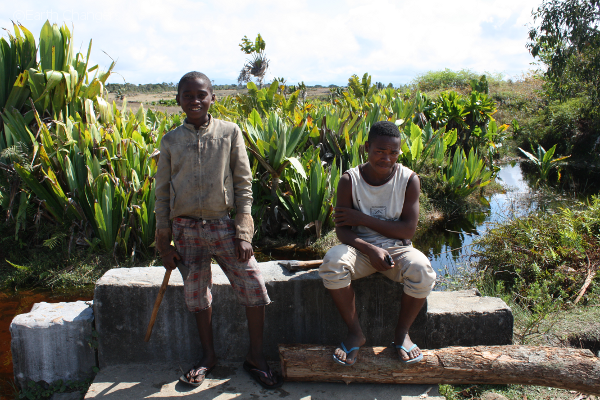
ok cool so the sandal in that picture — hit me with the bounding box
[243,360,283,389]
[393,342,424,364]
[332,342,361,366]
[178,364,215,387]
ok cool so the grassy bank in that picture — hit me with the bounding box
[0,227,159,290]
[438,193,600,400]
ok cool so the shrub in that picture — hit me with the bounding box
[516,97,599,160]
[474,195,600,310]
[412,69,503,92]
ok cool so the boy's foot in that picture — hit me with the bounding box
[394,332,423,363]
[332,334,366,366]
[183,354,217,384]
[243,360,283,389]
[244,354,282,388]
[180,364,216,386]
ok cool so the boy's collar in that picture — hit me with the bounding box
[183,114,212,131]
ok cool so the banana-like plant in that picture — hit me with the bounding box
[0,23,36,113]
[1,20,115,155]
[235,81,300,119]
[518,144,570,184]
[347,73,376,101]
[27,21,114,120]
[243,110,309,200]
[279,146,340,236]
[399,121,457,174]
[11,100,170,255]
[390,96,415,128]
[441,147,494,198]
[317,108,366,173]
[461,90,497,148]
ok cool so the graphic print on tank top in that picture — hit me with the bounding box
[370,206,387,218]
[346,163,414,246]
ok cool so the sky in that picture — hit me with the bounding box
[2,0,543,86]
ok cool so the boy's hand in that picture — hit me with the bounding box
[161,246,181,270]
[366,245,394,272]
[235,238,254,262]
[333,207,365,227]
[156,228,180,270]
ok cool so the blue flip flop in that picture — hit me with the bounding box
[394,342,424,364]
[332,342,361,366]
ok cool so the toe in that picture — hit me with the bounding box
[411,347,421,359]
[334,348,347,362]
[260,371,277,386]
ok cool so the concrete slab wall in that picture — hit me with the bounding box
[94,264,512,367]
[10,301,96,388]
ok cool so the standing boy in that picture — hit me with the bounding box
[155,71,281,388]
[319,121,436,366]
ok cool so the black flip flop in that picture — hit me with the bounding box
[243,360,283,389]
[179,364,215,387]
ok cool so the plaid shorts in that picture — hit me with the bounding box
[172,216,271,312]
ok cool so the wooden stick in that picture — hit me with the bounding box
[144,268,172,342]
[575,255,596,305]
[279,344,600,395]
[575,267,596,304]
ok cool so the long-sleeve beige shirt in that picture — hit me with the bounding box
[155,116,253,241]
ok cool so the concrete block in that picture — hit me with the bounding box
[94,265,511,366]
[425,289,513,348]
[10,301,96,388]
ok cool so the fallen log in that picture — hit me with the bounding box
[279,344,600,395]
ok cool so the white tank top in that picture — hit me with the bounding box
[346,163,414,246]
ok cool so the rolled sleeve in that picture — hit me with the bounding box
[234,213,254,243]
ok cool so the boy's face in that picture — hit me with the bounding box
[176,78,215,127]
[365,135,401,176]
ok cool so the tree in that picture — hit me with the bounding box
[527,0,600,105]
[237,34,269,89]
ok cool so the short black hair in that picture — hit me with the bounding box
[368,121,401,141]
[177,71,213,95]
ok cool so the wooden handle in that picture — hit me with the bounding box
[144,268,172,342]
[297,260,323,268]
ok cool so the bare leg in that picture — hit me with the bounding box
[245,305,279,386]
[395,293,426,361]
[188,307,218,382]
[329,285,366,364]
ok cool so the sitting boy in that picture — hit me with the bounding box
[155,71,282,388]
[319,120,436,366]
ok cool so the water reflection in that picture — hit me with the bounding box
[413,163,536,277]
[521,161,600,197]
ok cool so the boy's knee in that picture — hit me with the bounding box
[401,251,436,298]
[319,245,353,290]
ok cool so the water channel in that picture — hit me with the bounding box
[0,162,565,399]
[418,162,533,280]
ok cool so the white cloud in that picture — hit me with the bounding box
[1,0,543,85]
